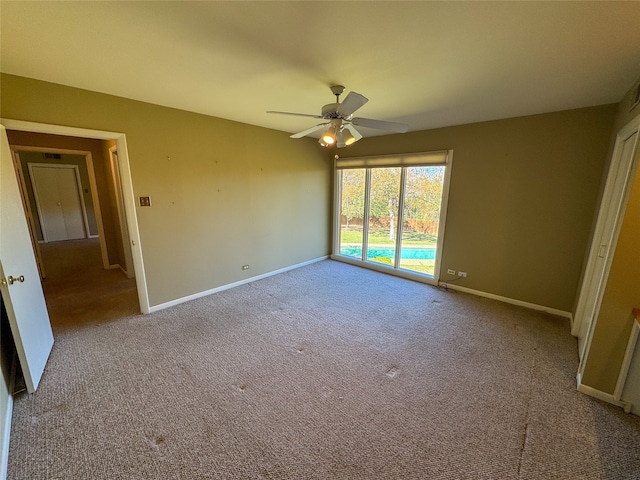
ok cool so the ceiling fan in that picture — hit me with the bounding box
[267,85,409,148]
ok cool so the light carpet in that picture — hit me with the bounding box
[7,246,640,479]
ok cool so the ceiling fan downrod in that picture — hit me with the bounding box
[330,85,345,103]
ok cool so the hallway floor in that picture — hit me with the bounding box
[39,238,139,332]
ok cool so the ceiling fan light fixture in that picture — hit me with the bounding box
[319,126,336,147]
[338,127,356,146]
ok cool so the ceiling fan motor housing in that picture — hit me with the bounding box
[322,85,348,119]
[330,85,345,96]
[321,103,344,119]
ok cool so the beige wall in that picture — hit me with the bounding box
[581,76,640,394]
[1,73,617,313]
[340,105,617,312]
[1,74,331,307]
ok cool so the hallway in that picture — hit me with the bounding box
[40,238,139,332]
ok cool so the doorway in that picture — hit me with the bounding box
[11,146,138,329]
[1,118,149,315]
[14,147,138,329]
[12,147,111,273]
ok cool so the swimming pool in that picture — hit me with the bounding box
[340,246,436,260]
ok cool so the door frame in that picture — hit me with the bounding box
[574,112,640,373]
[1,118,150,314]
[12,147,110,270]
[108,146,134,278]
[27,163,91,243]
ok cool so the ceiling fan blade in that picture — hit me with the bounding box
[337,92,368,117]
[290,123,328,139]
[351,117,409,133]
[267,110,323,119]
[343,123,363,141]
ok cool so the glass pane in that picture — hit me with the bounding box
[399,166,445,276]
[338,169,366,259]
[367,167,401,266]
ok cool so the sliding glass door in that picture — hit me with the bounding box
[334,151,452,284]
[367,167,401,266]
[338,168,366,259]
[399,166,445,276]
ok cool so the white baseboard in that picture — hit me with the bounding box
[1,394,12,480]
[577,380,632,413]
[437,282,573,320]
[149,256,329,313]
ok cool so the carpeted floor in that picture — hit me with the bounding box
[7,241,640,479]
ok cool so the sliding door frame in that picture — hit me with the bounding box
[332,150,453,286]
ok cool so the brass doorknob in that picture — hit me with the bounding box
[7,275,25,285]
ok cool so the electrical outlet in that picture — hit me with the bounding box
[447,269,456,275]
[242,265,250,270]
[459,271,467,278]
[139,196,151,207]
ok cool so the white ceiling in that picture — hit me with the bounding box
[2,1,640,138]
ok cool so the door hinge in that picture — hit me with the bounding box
[598,245,607,258]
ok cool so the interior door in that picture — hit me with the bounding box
[575,124,640,359]
[30,164,86,242]
[0,125,54,393]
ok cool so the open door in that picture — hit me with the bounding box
[0,125,54,393]
[573,114,640,361]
